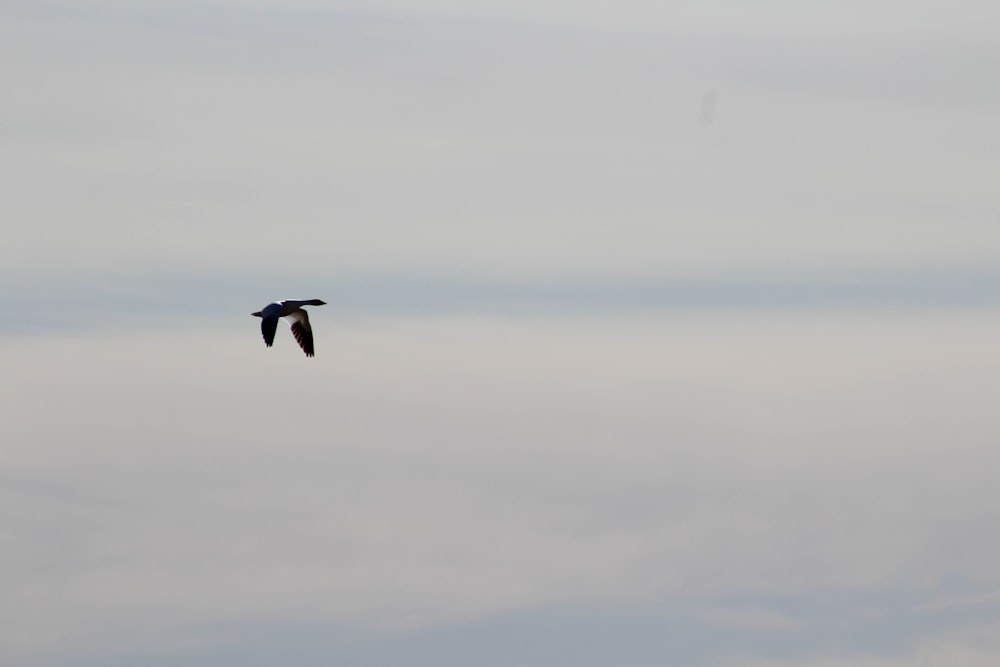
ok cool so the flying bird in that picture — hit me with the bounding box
[251,299,327,357]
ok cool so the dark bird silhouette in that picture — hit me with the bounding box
[251,299,326,357]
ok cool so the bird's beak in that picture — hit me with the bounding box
[251,312,262,317]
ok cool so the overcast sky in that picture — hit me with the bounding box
[3,2,1000,666]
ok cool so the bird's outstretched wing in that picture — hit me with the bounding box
[286,310,315,357]
[261,316,279,347]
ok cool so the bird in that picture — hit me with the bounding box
[251,299,327,357]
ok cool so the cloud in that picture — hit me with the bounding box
[3,0,1000,281]
[5,2,1000,665]
[724,618,1000,667]
[696,607,800,632]
[4,266,1000,337]
[5,309,1000,664]
[914,588,1000,614]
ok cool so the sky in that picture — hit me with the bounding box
[3,1,1000,665]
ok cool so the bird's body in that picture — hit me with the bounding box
[251,299,326,357]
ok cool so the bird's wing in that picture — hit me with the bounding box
[260,315,279,347]
[285,310,315,357]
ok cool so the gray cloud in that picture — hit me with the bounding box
[4,1,1000,666]
[4,267,1000,335]
[6,310,1000,665]
[3,0,999,282]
